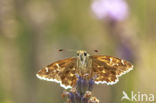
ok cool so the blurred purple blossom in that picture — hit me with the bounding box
[91,0,129,21]
[117,42,136,63]
[63,75,99,103]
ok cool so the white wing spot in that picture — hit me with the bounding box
[121,60,124,65]
[56,63,60,68]
[112,63,115,66]
[110,58,113,64]
[97,65,101,68]
[45,67,49,72]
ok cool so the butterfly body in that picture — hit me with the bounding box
[36,50,133,89]
[76,50,93,77]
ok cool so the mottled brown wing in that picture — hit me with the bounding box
[91,55,133,85]
[36,57,77,89]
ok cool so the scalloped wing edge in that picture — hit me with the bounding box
[36,66,133,88]
[95,65,133,85]
[36,74,72,89]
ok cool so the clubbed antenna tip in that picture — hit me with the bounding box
[58,49,64,52]
[94,50,99,52]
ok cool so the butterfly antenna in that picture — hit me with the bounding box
[58,49,64,52]
[67,49,77,52]
[58,49,76,53]
[94,50,99,53]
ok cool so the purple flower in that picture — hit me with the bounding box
[91,0,129,21]
[76,75,95,94]
[117,43,136,63]
[63,75,97,103]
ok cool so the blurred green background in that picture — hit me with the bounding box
[0,0,156,103]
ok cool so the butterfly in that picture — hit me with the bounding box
[36,50,133,89]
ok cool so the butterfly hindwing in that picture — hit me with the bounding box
[36,53,133,89]
[36,57,77,89]
[91,55,133,85]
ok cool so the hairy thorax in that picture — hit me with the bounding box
[76,50,92,77]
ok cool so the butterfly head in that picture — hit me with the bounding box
[76,50,90,69]
[77,50,90,59]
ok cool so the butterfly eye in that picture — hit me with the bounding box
[84,52,87,56]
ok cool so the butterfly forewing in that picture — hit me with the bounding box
[36,51,133,89]
[36,57,77,89]
[91,55,133,85]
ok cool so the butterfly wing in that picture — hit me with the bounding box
[91,55,133,85]
[36,57,77,89]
